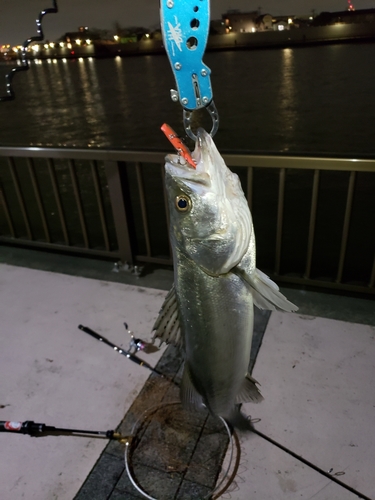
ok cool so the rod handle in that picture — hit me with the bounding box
[0,421,47,434]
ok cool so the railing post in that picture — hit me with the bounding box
[104,160,134,265]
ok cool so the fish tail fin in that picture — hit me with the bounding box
[224,406,254,433]
[246,268,298,312]
[180,363,205,411]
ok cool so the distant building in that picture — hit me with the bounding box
[210,19,226,35]
[256,14,273,31]
[312,8,375,26]
[221,10,258,33]
[59,29,101,44]
[272,16,297,31]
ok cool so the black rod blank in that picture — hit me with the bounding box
[0,420,125,440]
[78,324,165,378]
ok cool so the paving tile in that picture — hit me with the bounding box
[175,479,213,499]
[74,453,124,500]
[116,463,183,499]
[131,410,202,472]
[105,375,174,459]
[184,426,229,488]
[110,488,145,499]
[154,344,184,378]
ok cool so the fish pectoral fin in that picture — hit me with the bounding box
[180,364,205,411]
[236,373,264,404]
[235,267,298,312]
[151,284,182,347]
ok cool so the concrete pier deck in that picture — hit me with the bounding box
[0,247,374,500]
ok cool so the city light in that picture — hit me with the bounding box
[86,39,91,45]
[59,42,65,47]
[75,39,82,45]
[114,35,119,41]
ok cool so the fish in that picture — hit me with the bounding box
[153,127,298,430]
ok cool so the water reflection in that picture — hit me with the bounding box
[78,58,110,147]
[1,45,375,153]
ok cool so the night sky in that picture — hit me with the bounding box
[1,0,374,45]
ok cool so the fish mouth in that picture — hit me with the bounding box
[165,128,211,177]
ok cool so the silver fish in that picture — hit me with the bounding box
[153,128,297,429]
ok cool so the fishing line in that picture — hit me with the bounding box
[252,428,372,500]
[124,401,236,500]
[0,1,58,102]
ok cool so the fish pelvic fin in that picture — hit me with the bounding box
[235,267,298,312]
[152,284,182,347]
[236,373,264,404]
[180,363,205,411]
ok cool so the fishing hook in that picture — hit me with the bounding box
[0,1,58,102]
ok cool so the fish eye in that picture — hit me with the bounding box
[175,194,191,212]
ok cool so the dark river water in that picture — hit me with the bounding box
[1,42,375,156]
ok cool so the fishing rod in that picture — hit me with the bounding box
[0,420,130,442]
[78,324,172,381]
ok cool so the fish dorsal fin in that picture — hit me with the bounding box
[180,363,204,411]
[152,284,182,347]
[234,267,298,312]
[236,373,264,404]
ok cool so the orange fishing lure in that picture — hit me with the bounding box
[161,123,196,169]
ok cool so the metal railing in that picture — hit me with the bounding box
[0,146,374,295]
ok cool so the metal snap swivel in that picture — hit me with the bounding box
[183,100,219,141]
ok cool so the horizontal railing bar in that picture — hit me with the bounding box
[135,254,173,266]
[0,236,120,259]
[268,274,375,295]
[224,155,375,172]
[0,148,167,163]
[0,147,374,172]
